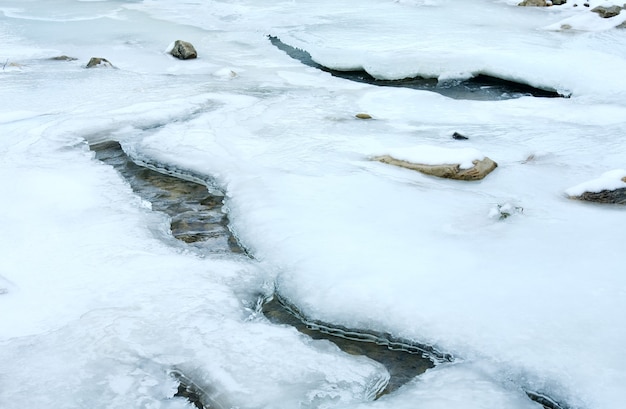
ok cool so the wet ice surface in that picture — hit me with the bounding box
[92,141,243,253]
[262,296,438,397]
[2,0,626,408]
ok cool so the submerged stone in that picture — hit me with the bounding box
[90,141,244,253]
[170,40,198,60]
[373,155,498,181]
[262,295,440,396]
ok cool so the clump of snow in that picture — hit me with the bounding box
[488,202,524,220]
[380,145,486,170]
[565,169,626,196]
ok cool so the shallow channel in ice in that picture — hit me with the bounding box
[2,0,626,408]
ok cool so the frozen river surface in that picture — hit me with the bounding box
[1,1,626,408]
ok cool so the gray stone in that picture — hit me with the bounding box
[591,5,622,18]
[170,40,197,60]
[372,155,498,181]
[518,0,548,6]
[552,0,567,4]
[50,55,78,61]
[618,20,626,28]
[85,57,115,68]
[570,188,626,205]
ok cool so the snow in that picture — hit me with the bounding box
[1,0,626,409]
[565,169,626,195]
[376,145,486,169]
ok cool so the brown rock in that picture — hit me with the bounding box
[372,155,498,181]
[355,113,372,119]
[591,5,622,18]
[170,40,197,60]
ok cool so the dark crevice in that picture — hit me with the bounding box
[261,293,447,397]
[526,391,571,409]
[269,36,566,100]
[90,141,246,254]
[171,371,209,409]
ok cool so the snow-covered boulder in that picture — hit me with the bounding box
[566,169,626,204]
[169,40,198,60]
[85,57,115,68]
[372,145,497,181]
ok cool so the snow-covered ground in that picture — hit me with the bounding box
[1,1,625,408]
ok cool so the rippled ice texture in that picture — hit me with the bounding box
[1,1,626,409]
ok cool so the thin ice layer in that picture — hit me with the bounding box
[0,118,389,408]
[2,1,626,409]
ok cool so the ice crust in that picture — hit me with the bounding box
[2,0,626,409]
[565,169,626,196]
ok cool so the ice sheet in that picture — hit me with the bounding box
[2,0,626,408]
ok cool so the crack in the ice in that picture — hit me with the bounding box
[268,35,567,100]
[90,141,247,255]
[89,140,574,409]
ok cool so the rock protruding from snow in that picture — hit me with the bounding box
[591,5,622,18]
[518,0,568,5]
[85,57,115,68]
[518,0,549,6]
[566,169,626,204]
[372,146,497,181]
[50,55,77,61]
[170,40,198,60]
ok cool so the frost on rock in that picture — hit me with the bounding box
[566,169,626,204]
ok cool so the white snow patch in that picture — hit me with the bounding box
[565,168,626,195]
[378,145,486,169]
